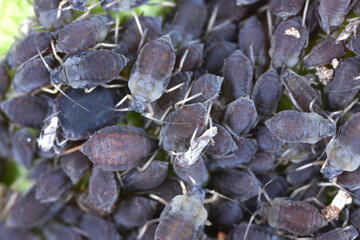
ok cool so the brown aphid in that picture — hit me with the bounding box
[122,160,168,191]
[128,34,176,112]
[81,125,153,171]
[265,110,336,144]
[160,103,207,152]
[316,226,359,240]
[267,197,326,236]
[88,166,119,214]
[1,95,51,129]
[189,73,223,104]
[60,151,91,184]
[6,31,55,68]
[222,50,253,101]
[204,40,237,74]
[270,0,305,19]
[206,123,237,157]
[175,44,203,72]
[36,168,72,202]
[12,55,56,93]
[303,38,347,69]
[11,128,36,168]
[0,62,10,97]
[336,167,360,190]
[223,97,258,136]
[56,15,113,55]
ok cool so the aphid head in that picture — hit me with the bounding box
[319,119,336,138]
[188,185,205,201]
[50,68,65,85]
[129,98,147,113]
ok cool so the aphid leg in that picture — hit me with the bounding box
[204,103,213,128]
[174,92,203,107]
[206,5,218,34]
[75,0,103,21]
[115,94,132,108]
[280,75,303,111]
[304,197,326,208]
[309,98,316,113]
[60,144,84,156]
[302,0,310,27]
[249,44,255,67]
[294,160,325,172]
[290,181,315,199]
[51,40,64,65]
[172,49,189,75]
[114,11,119,44]
[343,208,350,227]
[1,192,19,218]
[147,104,154,117]
[101,83,127,89]
[267,9,273,37]
[179,180,187,195]
[93,42,119,49]
[115,76,129,82]
[132,10,144,38]
[224,124,240,140]
[138,219,160,240]
[146,1,176,7]
[148,194,168,205]
[84,87,97,93]
[334,98,359,123]
[137,149,160,172]
[57,0,68,19]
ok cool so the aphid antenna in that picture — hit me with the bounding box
[179,180,187,195]
[137,149,160,172]
[164,82,185,93]
[114,11,119,44]
[57,0,69,19]
[115,76,129,82]
[146,1,177,7]
[131,10,144,38]
[206,5,218,35]
[280,74,304,112]
[211,19,231,33]
[266,9,273,38]
[60,143,84,156]
[302,0,310,27]
[1,192,19,218]
[51,40,64,65]
[174,92,203,107]
[204,102,213,129]
[75,0,104,22]
[249,43,255,67]
[173,49,189,76]
[148,194,168,205]
[137,218,160,239]
[224,124,240,140]
[93,42,120,49]
[294,160,325,172]
[137,28,149,52]
[290,181,316,199]
[333,98,359,123]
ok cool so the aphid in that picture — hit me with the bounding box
[28,159,53,181]
[11,129,36,168]
[51,49,128,89]
[214,0,249,22]
[43,222,82,240]
[0,62,10,97]
[238,17,268,74]
[164,0,207,47]
[304,0,319,33]
[57,203,83,224]
[55,87,126,140]
[175,44,204,72]
[303,38,347,69]
[208,199,243,233]
[0,221,38,240]
[256,125,283,153]
[6,31,55,68]
[34,0,73,29]
[160,103,207,152]
[322,113,360,176]
[35,168,72,202]
[286,159,319,186]
[223,97,258,136]
[321,189,352,222]
[7,188,63,230]
[145,178,183,203]
[204,40,237,74]
[266,197,326,235]
[316,225,359,240]
[222,50,253,101]
[265,110,336,144]
[79,213,122,240]
[249,151,275,174]
[281,70,322,112]
[88,166,119,214]
[81,125,153,171]
[319,0,352,33]
[269,16,309,69]
[336,167,360,190]
[113,196,158,229]
[206,22,237,45]
[122,160,168,191]
[56,15,113,55]
[188,74,223,104]
[154,187,207,240]
[270,0,305,19]
[0,116,11,158]
[206,123,237,157]
[60,151,91,184]
[126,34,176,113]
[253,68,282,120]
[259,175,289,200]
[212,169,261,201]
[173,157,209,186]
[325,57,360,110]
[1,95,51,129]
[101,0,149,11]
[228,224,283,240]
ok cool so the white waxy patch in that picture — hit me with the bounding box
[285,27,301,38]
[321,189,352,221]
[37,116,59,152]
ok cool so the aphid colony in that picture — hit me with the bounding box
[4,0,360,239]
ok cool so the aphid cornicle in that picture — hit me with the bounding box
[128,34,176,113]
[265,110,336,144]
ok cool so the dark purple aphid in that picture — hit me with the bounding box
[34,0,73,29]
[164,0,207,46]
[316,225,359,240]
[304,0,319,33]
[79,213,121,240]
[229,224,282,240]
[7,188,63,229]
[51,49,128,89]
[267,197,326,235]
[128,35,176,112]
[222,50,253,101]
[256,125,283,153]
[81,125,152,171]
[57,203,83,224]
[325,57,360,110]
[303,38,347,69]
[28,159,53,181]
[36,168,72,202]
[56,15,113,55]
[204,40,237,74]
[101,0,149,11]
[56,86,126,140]
[214,0,249,22]
[189,73,223,104]
[43,222,82,240]
[0,116,11,158]
[265,110,336,144]
[60,151,91,184]
[144,178,183,202]
[259,174,289,200]
[286,159,319,186]
[12,55,55,93]
[319,0,352,33]
[347,30,360,56]
[206,123,237,157]
[154,187,207,240]
[114,196,158,230]
[238,16,268,72]
[207,22,237,44]
[351,209,360,232]
[122,160,168,191]
[223,97,258,135]
[175,44,204,72]
[208,199,243,233]
[270,0,305,19]
[11,129,36,168]
[269,17,309,68]
[1,95,51,129]
[173,157,209,186]
[212,169,261,201]
[88,166,119,214]
[160,103,207,152]
[0,62,10,97]
[0,221,38,240]
[249,151,275,174]
[252,68,282,120]
[6,31,55,68]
